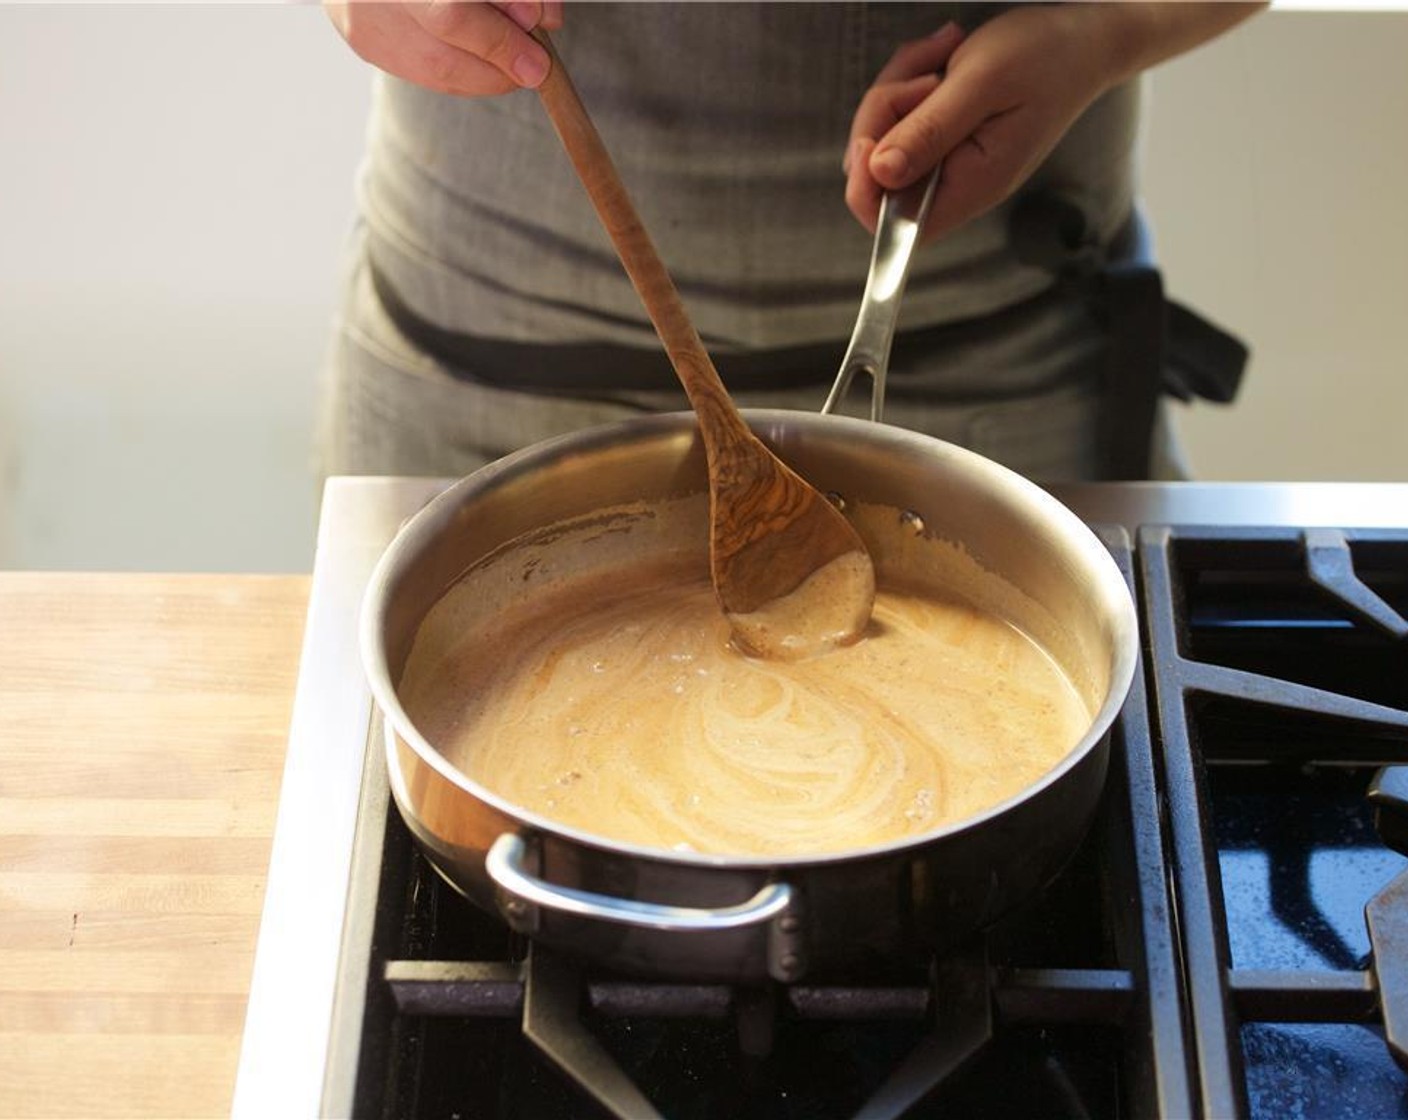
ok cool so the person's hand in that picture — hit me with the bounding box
[844,7,1123,243]
[326,1,564,96]
[845,3,1265,242]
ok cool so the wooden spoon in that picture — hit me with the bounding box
[532,31,874,659]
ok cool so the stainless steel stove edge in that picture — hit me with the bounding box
[1053,481,1408,530]
[231,477,445,1119]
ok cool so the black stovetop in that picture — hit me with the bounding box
[322,524,1408,1119]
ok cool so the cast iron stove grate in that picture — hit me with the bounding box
[1139,525,1408,1119]
[322,525,1408,1118]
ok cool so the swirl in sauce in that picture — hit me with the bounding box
[401,559,1092,858]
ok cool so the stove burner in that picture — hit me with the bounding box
[321,524,1408,1119]
[376,943,1164,1118]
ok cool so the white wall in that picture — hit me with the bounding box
[0,4,371,572]
[1141,9,1408,482]
[1,6,1404,573]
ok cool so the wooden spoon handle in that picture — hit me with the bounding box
[531,31,741,452]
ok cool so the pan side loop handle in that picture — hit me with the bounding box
[822,163,942,425]
[485,833,792,933]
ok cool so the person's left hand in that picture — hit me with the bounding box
[844,6,1125,243]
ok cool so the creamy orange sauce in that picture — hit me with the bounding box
[400,560,1091,858]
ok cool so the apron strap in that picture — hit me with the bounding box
[1100,261,1168,480]
[1009,193,1248,480]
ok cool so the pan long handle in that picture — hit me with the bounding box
[486,833,792,933]
[821,163,942,424]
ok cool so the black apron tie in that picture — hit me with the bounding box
[1009,193,1249,480]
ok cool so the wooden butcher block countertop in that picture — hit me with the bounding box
[0,572,310,1119]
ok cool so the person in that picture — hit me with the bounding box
[317,1,1262,484]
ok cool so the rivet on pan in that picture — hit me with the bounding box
[504,899,529,919]
[778,915,801,934]
[900,510,925,535]
[778,953,803,976]
[824,491,847,512]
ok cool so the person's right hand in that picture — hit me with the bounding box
[326,1,564,96]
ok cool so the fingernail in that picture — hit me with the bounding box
[506,2,538,31]
[872,147,909,182]
[513,50,548,87]
[931,20,959,39]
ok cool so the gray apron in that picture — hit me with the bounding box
[317,2,1200,484]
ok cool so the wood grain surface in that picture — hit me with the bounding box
[0,573,308,1119]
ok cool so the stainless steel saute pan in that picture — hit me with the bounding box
[360,410,1137,983]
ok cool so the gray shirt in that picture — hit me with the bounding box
[357,2,1140,355]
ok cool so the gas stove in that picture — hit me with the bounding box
[232,480,1408,1119]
